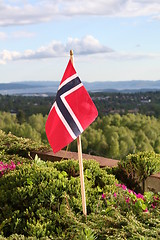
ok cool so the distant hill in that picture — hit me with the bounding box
[83,80,160,92]
[0,80,160,95]
[0,81,59,95]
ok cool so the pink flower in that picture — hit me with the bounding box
[0,160,20,177]
[151,204,156,209]
[125,197,130,203]
[115,183,121,187]
[113,193,117,198]
[121,184,127,190]
[102,193,106,199]
[143,208,148,213]
[153,196,159,201]
[133,192,138,198]
[128,189,133,194]
[144,209,149,212]
[136,193,145,200]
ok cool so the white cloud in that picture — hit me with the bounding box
[0,35,159,64]
[0,49,20,64]
[61,0,160,18]
[0,35,112,63]
[0,0,58,26]
[60,0,126,16]
[66,35,113,55]
[1,0,160,27]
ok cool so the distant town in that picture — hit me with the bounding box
[0,90,160,118]
[92,92,154,116]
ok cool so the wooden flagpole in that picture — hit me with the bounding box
[70,50,87,216]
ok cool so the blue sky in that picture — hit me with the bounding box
[0,0,160,83]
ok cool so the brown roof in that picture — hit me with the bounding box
[31,149,119,168]
[150,172,160,179]
[31,150,160,180]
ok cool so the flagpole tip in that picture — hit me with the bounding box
[70,50,74,56]
[70,50,74,65]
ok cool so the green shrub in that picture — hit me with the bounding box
[0,157,160,239]
[0,160,68,238]
[0,130,49,157]
[53,159,117,213]
[0,234,44,239]
[117,151,160,192]
[0,158,116,238]
[0,150,30,165]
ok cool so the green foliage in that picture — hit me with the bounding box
[87,203,160,240]
[0,94,53,118]
[0,112,41,143]
[0,156,117,238]
[69,113,160,159]
[0,160,68,237]
[17,110,26,124]
[0,130,49,157]
[118,151,160,192]
[103,184,160,215]
[0,154,160,239]
[2,109,160,159]
[53,159,117,213]
[0,105,160,239]
[0,150,30,172]
[77,228,97,240]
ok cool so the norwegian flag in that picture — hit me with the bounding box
[45,59,98,153]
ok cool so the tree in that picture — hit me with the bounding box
[17,110,26,124]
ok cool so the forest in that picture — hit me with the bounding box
[1,91,160,159]
[1,110,160,159]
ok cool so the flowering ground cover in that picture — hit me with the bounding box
[0,130,160,239]
[0,156,160,239]
[102,183,160,214]
[0,160,20,177]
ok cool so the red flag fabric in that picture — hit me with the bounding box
[45,59,98,153]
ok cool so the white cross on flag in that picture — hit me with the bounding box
[45,59,98,153]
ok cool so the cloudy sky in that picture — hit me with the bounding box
[0,0,160,83]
